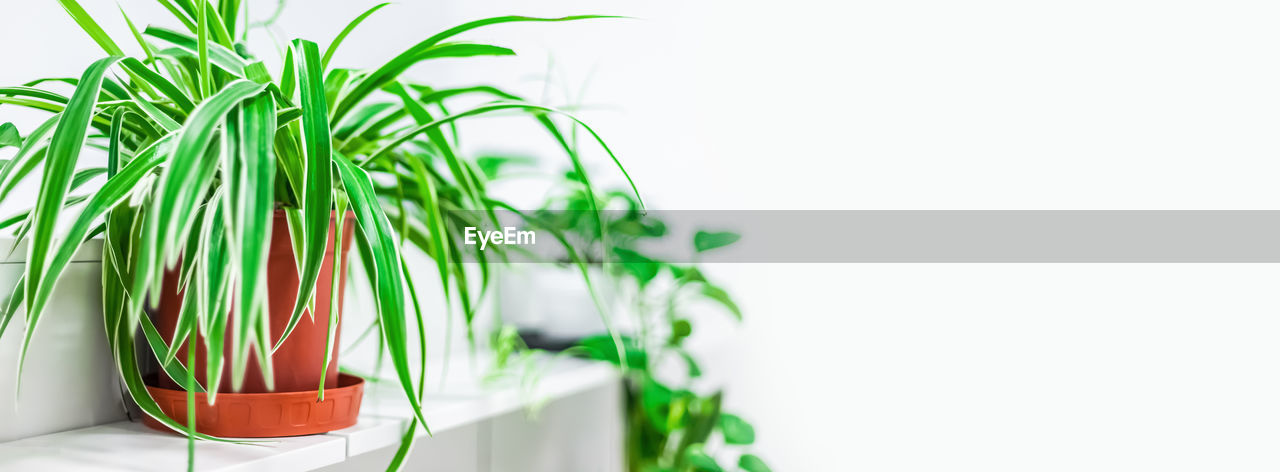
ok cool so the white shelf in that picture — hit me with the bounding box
[0,422,347,472]
[333,357,618,457]
[0,357,618,472]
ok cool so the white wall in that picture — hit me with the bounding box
[4,1,1280,470]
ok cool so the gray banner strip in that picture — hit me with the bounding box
[695,210,1280,263]
[460,210,1280,263]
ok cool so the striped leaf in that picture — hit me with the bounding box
[334,153,428,431]
[151,79,266,269]
[19,56,123,390]
[274,39,333,351]
[321,2,391,69]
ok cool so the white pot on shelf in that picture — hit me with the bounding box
[0,239,126,442]
[495,264,624,342]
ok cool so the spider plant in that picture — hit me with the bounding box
[0,0,637,469]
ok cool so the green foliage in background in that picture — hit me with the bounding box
[0,1,636,470]
[510,178,770,472]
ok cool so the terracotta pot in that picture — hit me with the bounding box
[143,373,364,438]
[144,211,361,437]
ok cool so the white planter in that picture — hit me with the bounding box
[0,239,126,442]
[496,264,623,341]
[336,246,500,386]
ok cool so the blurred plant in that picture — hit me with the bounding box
[494,174,769,472]
[0,1,636,470]
[582,227,767,472]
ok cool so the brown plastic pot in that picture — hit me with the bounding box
[144,210,360,437]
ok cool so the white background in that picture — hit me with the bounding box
[3,0,1280,470]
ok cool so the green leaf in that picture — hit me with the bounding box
[639,376,674,430]
[387,419,421,471]
[104,275,244,445]
[694,230,740,253]
[387,82,482,211]
[738,454,772,472]
[145,26,247,76]
[152,79,266,268]
[701,283,742,321]
[195,1,212,98]
[118,4,155,63]
[674,392,724,465]
[56,0,125,56]
[684,447,724,472]
[317,193,347,400]
[719,413,756,445]
[225,94,276,393]
[577,334,646,369]
[119,57,196,113]
[670,319,692,344]
[475,155,536,180]
[0,123,20,148]
[279,47,297,101]
[154,0,198,33]
[670,265,705,283]
[218,0,241,39]
[395,69,645,231]
[274,39,333,351]
[105,109,129,178]
[30,134,171,338]
[612,247,659,286]
[332,16,621,123]
[679,349,702,378]
[362,101,642,211]
[0,87,69,106]
[321,2,391,69]
[333,153,429,433]
[0,115,60,203]
[20,56,122,390]
[243,61,273,85]
[161,255,197,367]
[0,276,24,341]
[201,191,239,395]
[116,77,180,133]
[200,0,234,47]
[334,43,515,124]
[137,310,205,392]
[403,153,451,302]
[323,69,352,114]
[272,120,304,203]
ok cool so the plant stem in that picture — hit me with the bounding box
[186,336,196,472]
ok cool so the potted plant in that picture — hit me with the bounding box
[576,228,770,472]
[0,0,638,469]
[519,191,766,471]
[487,178,769,471]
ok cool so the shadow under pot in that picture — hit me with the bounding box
[142,210,363,438]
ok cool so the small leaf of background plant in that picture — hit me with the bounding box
[0,123,20,148]
[719,413,756,445]
[612,247,659,286]
[684,446,725,472]
[694,230,740,253]
[701,283,742,320]
[669,318,692,344]
[577,334,646,370]
[738,454,772,472]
